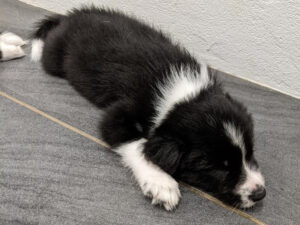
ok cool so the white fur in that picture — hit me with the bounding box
[114,138,181,211]
[224,122,265,208]
[223,122,245,151]
[31,39,44,62]
[153,64,213,128]
[0,32,27,46]
[237,162,265,208]
[0,42,25,61]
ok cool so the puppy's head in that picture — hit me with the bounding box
[145,91,265,208]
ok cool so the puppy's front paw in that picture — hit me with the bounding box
[116,139,181,211]
[140,173,181,211]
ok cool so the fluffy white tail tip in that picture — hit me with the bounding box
[31,39,44,62]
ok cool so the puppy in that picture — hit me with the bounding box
[31,7,266,211]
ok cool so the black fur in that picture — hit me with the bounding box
[33,6,264,208]
[32,15,63,39]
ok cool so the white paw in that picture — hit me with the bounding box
[115,138,181,211]
[0,32,27,46]
[140,172,181,211]
[0,42,25,61]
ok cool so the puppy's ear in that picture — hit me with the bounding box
[143,136,184,175]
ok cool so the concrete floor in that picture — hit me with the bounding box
[0,0,299,224]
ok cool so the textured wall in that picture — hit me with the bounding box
[20,0,300,98]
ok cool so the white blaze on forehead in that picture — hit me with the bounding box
[223,122,265,208]
[153,64,213,128]
[223,122,245,151]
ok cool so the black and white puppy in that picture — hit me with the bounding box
[31,7,266,211]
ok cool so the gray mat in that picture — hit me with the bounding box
[0,0,299,224]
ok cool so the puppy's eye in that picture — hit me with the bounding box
[223,160,229,167]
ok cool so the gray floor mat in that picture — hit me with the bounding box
[1,0,299,224]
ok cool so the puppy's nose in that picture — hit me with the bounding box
[249,186,266,202]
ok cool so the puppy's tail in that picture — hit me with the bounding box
[31,15,62,62]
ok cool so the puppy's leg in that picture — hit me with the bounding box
[0,42,25,61]
[114,139,181,211]
[100,100,144,146]
[0,32,27,46]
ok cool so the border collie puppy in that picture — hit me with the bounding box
[31,7,266,211]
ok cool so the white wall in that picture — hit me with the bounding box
[21,0,300,98]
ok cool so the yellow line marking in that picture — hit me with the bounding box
[0,91,110,148]
[0,90,266,225]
